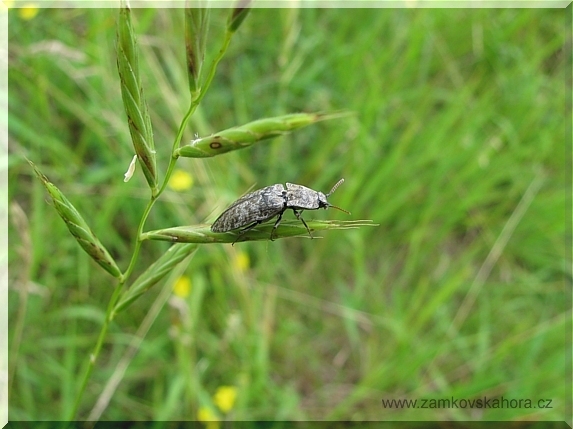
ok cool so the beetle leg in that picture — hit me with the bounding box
[292,209,313,239]
[232,220,262,245]
[270,211,284,241]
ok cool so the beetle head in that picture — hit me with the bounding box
[318,192,329,209]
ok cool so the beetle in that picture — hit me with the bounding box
[211,178,349,243]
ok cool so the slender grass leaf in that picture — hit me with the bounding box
[112,243,198,316]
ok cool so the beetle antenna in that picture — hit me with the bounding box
[326,178,345,197]
[328,204,351,215]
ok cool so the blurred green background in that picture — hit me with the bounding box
[8,6,570,423]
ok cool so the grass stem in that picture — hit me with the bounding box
[68,24,236,421]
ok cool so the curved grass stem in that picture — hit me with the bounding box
[159,30,233,195]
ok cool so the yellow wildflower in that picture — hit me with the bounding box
[173,275,191,298]
[19,4,38,20]
[232,251,250,273]
[168,169,193,191]
[197,406,220,429]
[213,386,237,413]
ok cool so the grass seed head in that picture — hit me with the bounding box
[185,7,210,96]
[29,160,122,278]
[227,0,252,33]
[177,113,345,158]
[117,4,157,191]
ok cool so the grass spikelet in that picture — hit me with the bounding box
[29,161,122,278]
[141,220,376,244]
[117,3,157,193]
[112,243,198,316]
[177,112,350,158]
[185,5,210,97]
[227,0,252,33]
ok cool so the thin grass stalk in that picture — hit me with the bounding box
[68,11,249,417]
[158,28,234,196]
[120,6,251,284]
[68,200,190,420]
[113,243,198,316]
[8,203,32,397]
[68,283,124,420]
[87,261,192,421]
[121,196,157,282]
[67,124,158,421]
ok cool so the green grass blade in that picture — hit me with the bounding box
[112,243,198,316]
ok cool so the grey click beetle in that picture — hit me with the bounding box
[211,178,350,244]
